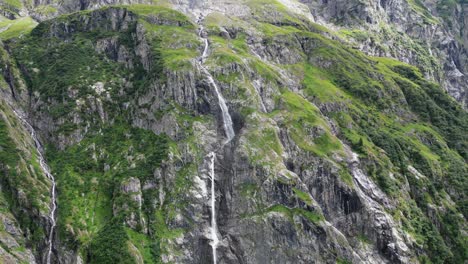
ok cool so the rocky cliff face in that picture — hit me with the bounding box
[299,0,468,108]
[0,1,466,264]
[2,0,466,107]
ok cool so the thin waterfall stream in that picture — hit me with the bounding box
[197,18,235,264]
[207,152,219,263]
[12,109,57,264]
[199,37,235,142]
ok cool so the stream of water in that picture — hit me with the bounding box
[197,20,235,264]
[12,109,57,264]
[199,37,235,142]
[207,152,219,263]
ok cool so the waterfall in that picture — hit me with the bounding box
[207,152,219,263]
[200,66,235,142]
[198,30,235,142]
[197,19,235,264]
[12,109,57,264]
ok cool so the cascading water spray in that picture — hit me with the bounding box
[197,17,235,264]
[207,152,219,263]
[12,109,57,264]
[198,28,235,143]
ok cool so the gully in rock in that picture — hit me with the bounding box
[197,16,236,264]
[11,108,57,264]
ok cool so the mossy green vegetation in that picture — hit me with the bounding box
[0,17,37,40]
[336,258,352,264]
[48,123,168,249]
[266,204,324,225]
[406,0,439,24]
[244,117,283,167]
[278,91,342,157]
[303,64,349,103]
[13,37,124,101]
[126,227,158,263]
[2,0,22,9]
[337,29,369,42]
[246,0,308,30]
[229,8,466,261]
[125,4,192,25]
[0,0,23,18]
[88,219,134,264]
[338,167,353,186]
[297,28,467,262]
[127,5,199,70]
[293,188,314,206]
[0,116,19,166]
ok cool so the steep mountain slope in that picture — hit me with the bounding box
[301,0,468,108]
[0,1,466,264]
[1,0,467,108]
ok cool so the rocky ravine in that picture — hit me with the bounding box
[0,1,466,264]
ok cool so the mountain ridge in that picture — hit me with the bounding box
[1,0,466,108]
[0,1,466,263]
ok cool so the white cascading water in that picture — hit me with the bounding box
[12,109,57,264]
[198,21,235,264]
[199,36,235,142]
[207,152,218,263]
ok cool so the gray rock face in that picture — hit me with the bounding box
[299,0,468,108]
[0,215,37,264]
[114,177,146,230]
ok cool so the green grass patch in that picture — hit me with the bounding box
[293,188,313,206]
[338,29,369,42]
[278,91,342,157]
[1,0,22,9]
[127,228,158,263]
[125,4,193,27]
[357,233,370,244]
[338,167,353,186]
[303,64,348,103]
[406,0,439,24]
[0,17,37,40]
[246,0,307,30]
[266,204,324,225]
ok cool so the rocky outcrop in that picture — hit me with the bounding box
[0,211,37,263]
[114,177,146,230]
